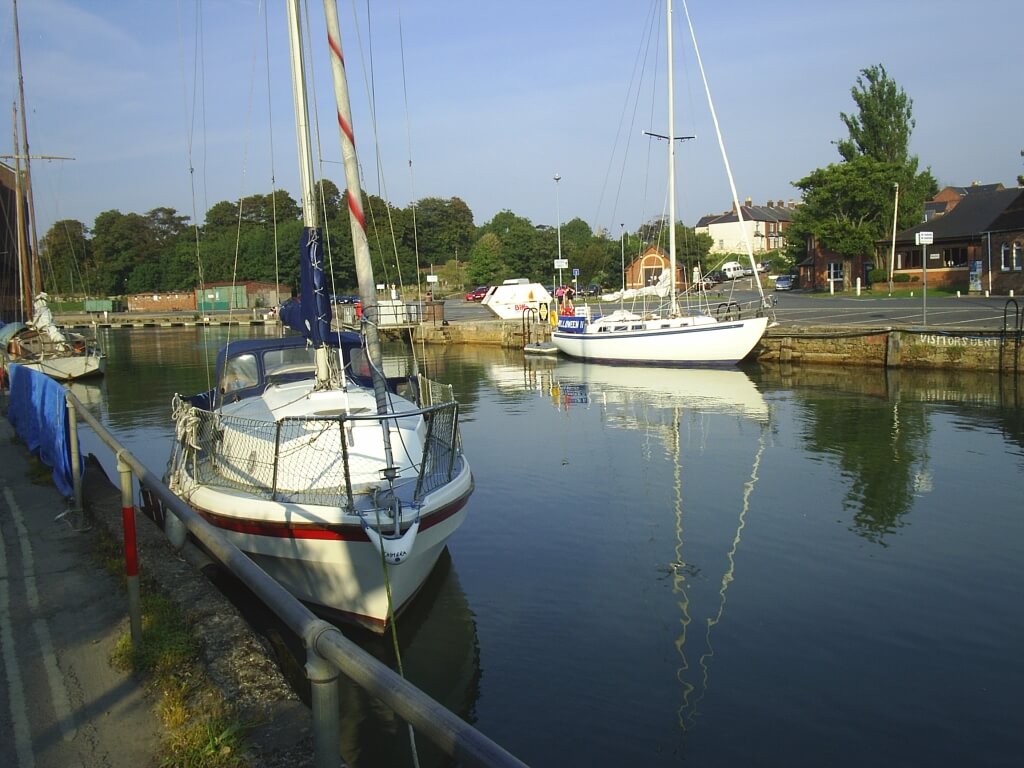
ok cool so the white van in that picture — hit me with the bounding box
[721,261,746,280]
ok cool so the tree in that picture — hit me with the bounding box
[789,64,937,263]
[40,219,91,296]
[465,232,506,285]
[836,64,914,165]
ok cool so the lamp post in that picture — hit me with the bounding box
[554,174,563,289]
[889,182,899,296]
[620,223,625,292]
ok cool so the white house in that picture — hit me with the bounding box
[696,198,796,255]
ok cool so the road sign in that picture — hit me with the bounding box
[554,259,569,269]
[915,231,933,245]
[572,268,580,277]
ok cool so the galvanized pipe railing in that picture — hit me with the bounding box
[65,391,526,768]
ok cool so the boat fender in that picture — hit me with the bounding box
[164,510,188,550]
[361,517,420,565]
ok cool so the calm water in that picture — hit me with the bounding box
[71,326,1024,768]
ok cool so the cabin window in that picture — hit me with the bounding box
[223,354,258,391]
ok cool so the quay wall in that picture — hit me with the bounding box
[414,320,1024,373]
[54,313,1024,373]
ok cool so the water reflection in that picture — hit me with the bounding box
[540,363,771,736]
[207,549,478,768]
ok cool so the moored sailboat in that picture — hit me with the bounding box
[552,0,772,366]
[3,2,104,381]
[165,0,473,632]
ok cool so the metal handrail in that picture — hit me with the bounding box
[66,391,526,768]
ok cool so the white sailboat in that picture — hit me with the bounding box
[165,0,473,632]
[552,0,771,366]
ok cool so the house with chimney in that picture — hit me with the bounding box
[696,198,796,255]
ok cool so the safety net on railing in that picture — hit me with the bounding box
[172,399,462,509]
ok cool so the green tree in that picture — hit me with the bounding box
[788,64,937,265]
[480,210,540,280]
[40,219,91,296]
[465,231,506,285]
[90,210,153,295]
[836,64,913,165]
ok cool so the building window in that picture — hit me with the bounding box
[1001,243,1012,271]
[941,247,968,268]
[1014,242,1023,271]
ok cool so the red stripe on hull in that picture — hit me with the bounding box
[196,493,469,541]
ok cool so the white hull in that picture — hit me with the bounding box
[10,351,105,381]
[175,460,473,631]
[552,314,768,365]
[481,280,553,320]
[166,336,473,632]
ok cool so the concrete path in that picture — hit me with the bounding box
[0,416,160,768]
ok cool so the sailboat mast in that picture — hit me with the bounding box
[321,0,391,417]
[284,0,333,388]
[12,0,41,297]
[285,0,318,229]
[666,0,678,316]
[11,102,30,318]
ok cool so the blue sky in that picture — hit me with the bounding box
[4,0,1022,245]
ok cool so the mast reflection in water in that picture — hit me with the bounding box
[75,327,1024,768]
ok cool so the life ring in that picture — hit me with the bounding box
[538,302,549,322]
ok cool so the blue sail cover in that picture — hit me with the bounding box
[280,226,333,345]
[6,364,79,498]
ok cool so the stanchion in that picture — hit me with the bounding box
[306,646,341,768]
[118,452,143,646]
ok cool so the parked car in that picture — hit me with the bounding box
[705,270,724,284]
[774,274,795,291]
[331,294,360,305]
[465,285,490,301]
[586,283,603,296]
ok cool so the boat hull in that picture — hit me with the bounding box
[10,351,106,381]
[552,315,769,365]
[174,457,474,632]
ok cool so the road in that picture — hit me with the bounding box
[446,289,1021,332]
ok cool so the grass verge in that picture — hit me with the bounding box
[95,531,251,767]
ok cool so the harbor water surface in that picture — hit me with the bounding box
[71,326,1024,767]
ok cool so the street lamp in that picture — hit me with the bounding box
[889,182,899,296]
[620,223,625,292]
[554,173,563,288]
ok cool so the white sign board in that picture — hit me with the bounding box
[426,274,438,283]
[554,258,569,269]
[915,231,934,245]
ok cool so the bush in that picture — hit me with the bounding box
[868,268,888,284]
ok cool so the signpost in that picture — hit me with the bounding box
[915,231,933,325]
[554,258,568,293]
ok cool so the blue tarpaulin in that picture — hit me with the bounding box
[6,363,79,498]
